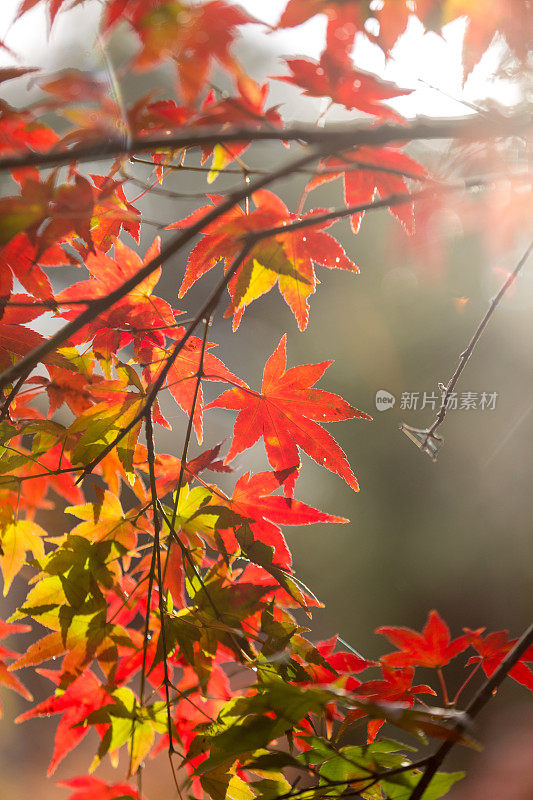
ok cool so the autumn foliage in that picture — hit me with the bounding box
[0,1,532,799]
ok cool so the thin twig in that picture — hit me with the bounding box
[414,240,533,458]
[145,410,184,800]
[170,315,210,530]
[162,315,211,586]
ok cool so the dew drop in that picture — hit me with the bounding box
[335,257,340,263]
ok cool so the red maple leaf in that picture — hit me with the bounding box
[104,0,256,104]
[16,0,73,26]
[465,628,533,693]
[274,6,411,121]
[302,634,375,687]
[377,610,470,669]
[446,0,532,80]
[0,294,68,371]
[196,78,283,179]
[276,1,441,58]
[140,331,246,442]
[168,189,358,331]
[0,233,67,301]
[205,335,371,496]
[0,100,59,168]
[0,173,99,255]
[56,237,177,358]
[275,59,411,121]
[87,175,141,254]
[16,670,111,775]
[276,0,360,29]
[210,468,350,569]
[57,776,144,800]
[305,146,427,234]
[0,620,32,716]
[349,663,436,741]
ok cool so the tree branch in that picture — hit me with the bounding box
[403,240,533,459]
[0,110,530,172]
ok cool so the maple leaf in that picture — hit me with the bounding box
[3,443,83,518]
[0,620,32,716]
[301,634,376,687]
[0,67,39,85]
[0,233,67,301]
[56,237,177,358]
[39,68,110,104]
[66,379,146,477]
[0,295,69,372]
[0,178,52,248]
[106,0,256,104]
[0,505,47,595]
[169,189,358,331]
[277,0,361,30]
[465,628,533,693]
[16,670,111,775]
[37,359,103,416]
[87,175,141,254]
[0,100,59,167]
[65,489,138,552]
[16,0,75,26]
[205,335,371,496]
[209,469,349,569]
[276,1,441,58]
[347,664,436,741]
[275,59,411,121]
[377,610,470,669]
[196,79,283,182]
[274,6,411,121]
[305,146,427,234]
[444,0,532,79]
[58,776,141,800]
[138,441,231,497]
[58,776,144,800]
[141,331,246,443]
[0,173,98,255]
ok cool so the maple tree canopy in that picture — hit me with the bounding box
[0,1,532,800]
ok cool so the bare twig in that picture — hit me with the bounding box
[403,240,533,459]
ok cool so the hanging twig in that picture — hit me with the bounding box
[401,240,533,460]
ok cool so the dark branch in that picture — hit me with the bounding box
[0,110,530,172]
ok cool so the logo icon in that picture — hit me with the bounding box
[375,389,396,411]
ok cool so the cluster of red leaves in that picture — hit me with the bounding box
[276,0,532,79]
